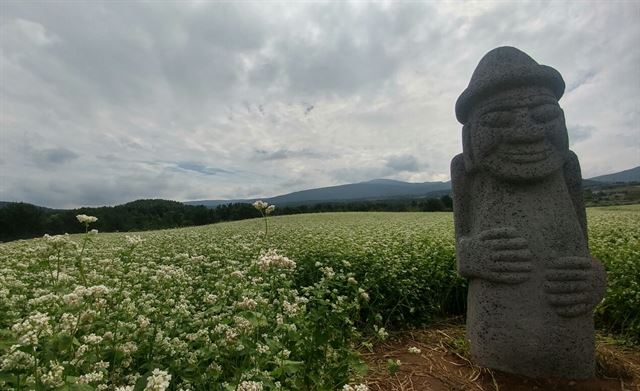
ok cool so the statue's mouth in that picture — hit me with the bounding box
[502,146,552,163]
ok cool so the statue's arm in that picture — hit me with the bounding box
[563,150,588,242]
[564,150,606,302]
[451,154,473,277]
[451,155,468,241]
[545,151,607,316]
[452,155,533,284]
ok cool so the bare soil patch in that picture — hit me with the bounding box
[361,322,639,391]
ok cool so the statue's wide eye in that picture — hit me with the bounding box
[531,104,561,123]
[480,110,514,128]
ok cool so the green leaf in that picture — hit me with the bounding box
[280,360,304,374]
[57,378,95,391]
[351,360,368,375]
[133,370,151,391]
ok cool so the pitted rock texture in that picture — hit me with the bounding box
[451,46,606,379]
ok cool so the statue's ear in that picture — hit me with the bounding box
[462,123,475,173]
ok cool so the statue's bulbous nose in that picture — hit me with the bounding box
[505,110,546,144]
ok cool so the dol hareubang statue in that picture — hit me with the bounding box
[451,47,606,378]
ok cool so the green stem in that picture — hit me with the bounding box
[55,248,62,286]
[32,346,39,389]
[263,214,269,244]
[76,233,90,286]
[69,301,88,365]
[109,249,133,378]
[147,324,158,362]
[45,255,56,286]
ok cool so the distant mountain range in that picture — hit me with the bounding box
[587,166,640,183]
[2,165,638,211]
[185,165,640,208]
[184,179,452,208]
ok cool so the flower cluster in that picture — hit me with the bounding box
[408,346,421,354]
[252,200,275,215]
[144,368,171,391]
[76,214,98,224]
[125,235,144,246]
[11,311,52,345]
[256,249,296,272]
[343,384,369,391]
[237,380,264,391]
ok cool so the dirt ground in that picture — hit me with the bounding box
[361,323,640,391]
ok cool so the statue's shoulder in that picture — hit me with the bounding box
[564,150,582,175]
[450,153,466,184]
[563,150,583,189]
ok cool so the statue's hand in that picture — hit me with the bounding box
[545,256,600,317]
[457,226,533,284]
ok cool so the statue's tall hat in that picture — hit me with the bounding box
[455,46,565,124]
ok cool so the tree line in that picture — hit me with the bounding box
[275,195,452,215]
[0,196,453,242]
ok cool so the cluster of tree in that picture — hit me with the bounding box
[273,195,453,215]
[0,200,260,242]
[582,183,640,206]
[0,195,453,242]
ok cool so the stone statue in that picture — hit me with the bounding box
[451,46,606,379]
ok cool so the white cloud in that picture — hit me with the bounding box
[0,0,638,208]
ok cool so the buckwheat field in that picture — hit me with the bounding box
[1,206,638,390]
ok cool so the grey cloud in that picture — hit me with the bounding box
[2,1,267,112]
[304,104,314,115]
[221,186,265,200]
[270,2,433,98]
[386,154,421,172]
[32,147,79,166]
[9,171,176,208]
[4,158,246,208]
[568,125,595,145]
[252,148,327,161]
[1,1,638,207]
[254,149,290,160]
[566,70,598,94]
[174,162,233,176]
[329,163,395,184]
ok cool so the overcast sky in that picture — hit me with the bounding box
[1,1,638,208]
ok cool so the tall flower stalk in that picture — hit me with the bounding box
[75,214,98,285]
[252,200,275,244]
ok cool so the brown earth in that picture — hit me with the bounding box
[361,323,640,391]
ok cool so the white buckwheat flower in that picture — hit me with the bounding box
[76,214,98,224]
[144,368,171,391]
[408,346,421,354]
[374,326,388,340]
[235,296,257,310]
[11,312,52,345]
[358,288,370,302]
[256,249,296,272]
[41,361,65,388]
[237,380,263,391]
[0,345,35,371]
[252,200,268,211]
[138,315,151,328]
[125,235,144,246]
[343,385,368,391]
[82,333,103,345]
[77,371,104,384]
